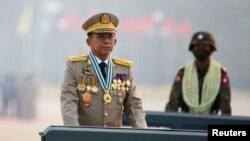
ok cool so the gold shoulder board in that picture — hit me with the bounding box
[112,58,133,67]
[69,55,88,62]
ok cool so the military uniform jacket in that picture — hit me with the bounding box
[60,55,147,128]
[165,66,231,115]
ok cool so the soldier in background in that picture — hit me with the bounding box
[0,74,18,117]
[60,12,147,128]
[165,31,231,115]
[17,73,38,119]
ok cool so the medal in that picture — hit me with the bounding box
[88,52,113,105]
[111,83,116,90]
[126,80,131,86]
[121,86,125,92]
[77,83,85,91]
[113,79,117,84]
[103,93,112,104]
[82,92,91,107]
[91,86,99,93]
[82,92,91,101]
[117,86,121,91]
[86,85,92,91]
[91,77,99,93]
[125,87,129,91]
[113,73,130,92]
[121,82,125,87]
[83,101,90,107]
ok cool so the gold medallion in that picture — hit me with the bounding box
[91,86,99,93]
[126,80,131,86]
[111,83,116,90]
[121,82,125,87]
[86,85,92,91]
[117,86,121,91]
[113,79,118,84]
[125,87,129,91]
[82,92,91,102]
[77,83,85,91]
[103,93,112,104]
[121,86,126,92]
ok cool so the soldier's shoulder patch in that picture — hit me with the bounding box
[220,66,230,87]
[175,66,184,83]
[69,55,88,62]
[221,75,230,87]
[112,58,133,67]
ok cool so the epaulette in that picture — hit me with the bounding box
[112,58,133,67]
[69,55,88,62]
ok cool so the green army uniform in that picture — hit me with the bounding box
[165,65,231,115]
[165,31,231,115]
[61,55,147,127]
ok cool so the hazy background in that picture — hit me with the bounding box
[0,0,250,141]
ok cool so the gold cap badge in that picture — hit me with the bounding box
[82,12,119,34]
[100,13,110,24]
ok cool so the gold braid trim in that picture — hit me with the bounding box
[69,55,88,62]
[112,58,133,67]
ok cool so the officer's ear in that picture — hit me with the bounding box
[114,38,117,45]
[86,37,91,46]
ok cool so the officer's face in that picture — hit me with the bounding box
[87,33,117,58]
[192,44,213,62]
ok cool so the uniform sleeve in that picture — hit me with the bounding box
[165,69,183,112]
[218,70,232,115]
[123,69,148,128]
[60,60,80,125]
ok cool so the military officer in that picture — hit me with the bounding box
[165,31,231,115]
[60,12,148,128]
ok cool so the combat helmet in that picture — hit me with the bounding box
[189,31,217,51]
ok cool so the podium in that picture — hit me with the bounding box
[123,111,250,130]
[40,125,207,141]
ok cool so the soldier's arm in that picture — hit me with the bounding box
[219,68,232,115]
[165,69,184,112]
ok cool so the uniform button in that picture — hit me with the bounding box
[104,112,108,117]
[104,124,107,127]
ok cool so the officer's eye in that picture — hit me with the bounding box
[92,33,115,39]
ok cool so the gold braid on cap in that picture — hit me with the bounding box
[82,13,119,33]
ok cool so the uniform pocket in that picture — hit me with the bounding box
[110,91,125,110]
